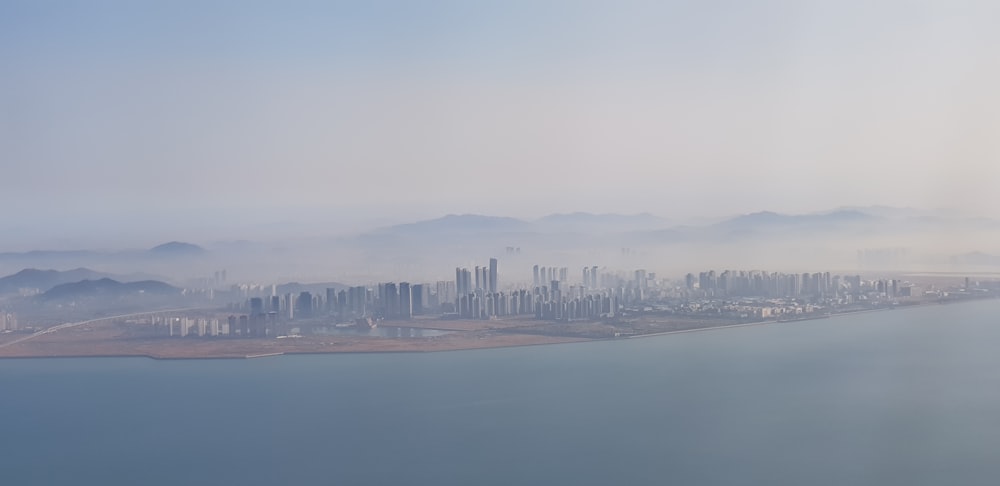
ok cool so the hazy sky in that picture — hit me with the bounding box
[3,0,1000,236]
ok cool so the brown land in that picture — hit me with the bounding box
[2,294,993,359]
[0,318,590,359]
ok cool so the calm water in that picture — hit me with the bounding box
[3,300,1000,485]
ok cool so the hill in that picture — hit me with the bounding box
[148,241,206,256]
[0,268,114,294]
[39,278,181,302]
[378,214,533,234]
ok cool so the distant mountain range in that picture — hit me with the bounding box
[534,212,667,230]
[0,242,208,270]
[0,268,114,294]
[1,208,998,284]
[707,210,882,236]
[0,267,165,293]
[148,241,206,257]
[716,210,876,227]
[371,212,670,236]
[376,214,534,235]
[364,209,892,240]
[38,278,181,302]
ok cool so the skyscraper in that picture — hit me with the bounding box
[296,291,313,318]
[489,258,498,293]
[382,282,398,319]
[326,288,336,313]
[411,284,425,315]
[399,282,413,319]
[456,267,472,298]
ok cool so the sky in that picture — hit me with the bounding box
[2,0,1000,245]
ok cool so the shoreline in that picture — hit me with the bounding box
[1,296,996,361]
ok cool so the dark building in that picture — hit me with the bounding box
[382,283,398,319]
[326,288,337,313]
[249,297,264,315]
[238,315,249,336]
[399,282,413,319]
[411,284,425,315]
[489,258,498,293]
[296,291,313,318]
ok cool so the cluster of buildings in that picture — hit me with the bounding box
[216,257,653,325]
[170,256,969,340]
[137,252,1000,342]
[441,261,663,321]
[684,270,912,300]
[1,311,18,331]
[129,314,273,338]
[221,259,667,324]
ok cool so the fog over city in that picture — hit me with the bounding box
[7,5,1000,483]
[3,0,1000,284]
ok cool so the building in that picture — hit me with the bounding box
[489,258,498,293]
[399,282,413,319]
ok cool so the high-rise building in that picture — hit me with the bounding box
[399,282,413,319]
[635,269,647,290]
[249,297,264,315]
[285,293,295,319]
[348,286,367,316]
[411,284,425,315]
[455,268,473,298]
[533,265,540,287]
[436,280,456,309]
[326,288,337,313]
[297,291,313,318]
[382,283,398,319]
[489,258,498,293]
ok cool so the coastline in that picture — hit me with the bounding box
[0,296,995,361]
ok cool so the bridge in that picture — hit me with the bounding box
[0,308,206,350]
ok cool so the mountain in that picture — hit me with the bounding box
[0,250,101,262]
[0,268,114,294]
[534,212,667,231]
[38,278,181,302]
[376,214,534,235]
[714,210,878,231]
[148,241,206,256]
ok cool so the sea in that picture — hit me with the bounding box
[2,299,1000,486]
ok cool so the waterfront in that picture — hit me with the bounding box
[2,299,1000,485]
